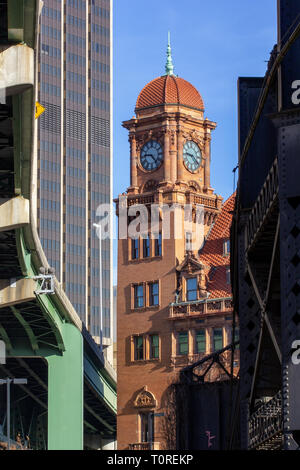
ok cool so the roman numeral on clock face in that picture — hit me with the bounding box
[140,140,163,172]
[183,140,202,173]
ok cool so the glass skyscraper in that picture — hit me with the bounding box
[37,0,112,343]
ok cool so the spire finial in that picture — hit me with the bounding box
[165,31,175,76]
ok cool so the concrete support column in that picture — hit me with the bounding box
[177,130,184,181]
[164,129,171,182]
[204,134,211,191]
[130,135,138,187]
[102,438,117,450]
[46,323,83,450]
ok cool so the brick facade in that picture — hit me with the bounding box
[116,73,236,450]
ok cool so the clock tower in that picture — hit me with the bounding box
[124,38,218,203]
[116,37,224,450]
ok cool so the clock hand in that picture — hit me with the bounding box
[144,154,155,162]
[186,153,198,165]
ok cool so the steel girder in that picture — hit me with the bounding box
[232,1,300,451]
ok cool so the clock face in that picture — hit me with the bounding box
[183,141,202,172]
[140,140,163,171]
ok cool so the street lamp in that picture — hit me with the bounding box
[0,378,28,450]
[93,222,103,353]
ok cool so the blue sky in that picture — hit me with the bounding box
[112,0,277,281]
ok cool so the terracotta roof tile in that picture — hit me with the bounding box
[199,193,236,299]
[136,75,204,111]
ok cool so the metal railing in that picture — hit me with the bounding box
[127,195,155,206]
[129,442,150,450]
[246,159,278,249]
[172,347,239,377]
[249,391,283,450]
[169,298,232,318]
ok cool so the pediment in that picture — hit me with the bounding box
[134,386,157,409]
[176,251,204,274]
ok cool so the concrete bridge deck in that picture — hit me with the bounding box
[0,0,116,450]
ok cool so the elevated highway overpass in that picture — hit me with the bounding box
[0,0,116,450]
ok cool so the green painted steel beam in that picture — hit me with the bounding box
[84,403,115,433]
[36,294,65,352]
[84,420,98,433]
[8,0,24,43]
[15,229,65,352]
[0,322,12,353]
[84,357,117,414]
[10,305,39,352]
[6,345,60,358]
[0,364,47,410]
[46,323,83,450]
[17,358,47,391]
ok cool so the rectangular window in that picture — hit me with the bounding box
[150,335,159,359]
[186,277,197,301]
[143,237,150,258]
[178,331,188,355]
[154,233,162,257]
[134,285,144,308]
[213,328,223,352]
[149,282,159,306]
[134,336,144,361]
[131,238,139,260]
[196,329,206,353]
[140,412,154,443]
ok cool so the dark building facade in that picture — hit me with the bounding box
[37,0,113,343]
[231,0,300,450]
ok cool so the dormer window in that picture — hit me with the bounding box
[223,239,230,256]
[186,277,198,301]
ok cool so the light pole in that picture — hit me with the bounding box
[0,378,28,449]
[93,222,103,352]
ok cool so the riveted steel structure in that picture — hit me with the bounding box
[231,0,300,451]
[0,0,116,450]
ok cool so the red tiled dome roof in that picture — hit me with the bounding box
[135,75,204,111]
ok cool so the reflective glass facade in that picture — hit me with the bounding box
[38,0,112,340]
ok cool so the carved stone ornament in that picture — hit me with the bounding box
[134,387,157,408]
[188,180,201,192]
[182,130,204,149]
[170,130,176,146]
[141,179,158,193]
[176,251,205,274]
